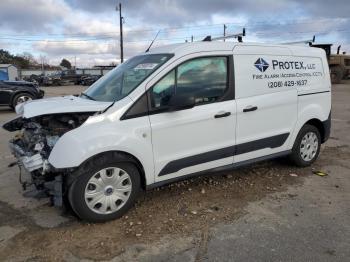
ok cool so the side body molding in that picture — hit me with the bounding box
[158,133,289,176]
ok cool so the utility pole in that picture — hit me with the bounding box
[223,24,227,42]
[116,3,124,63]
[40,55,44,74]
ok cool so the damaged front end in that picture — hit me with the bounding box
[4,112,95,206]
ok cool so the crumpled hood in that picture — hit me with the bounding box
[16,95,112,118]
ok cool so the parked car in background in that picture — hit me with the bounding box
[59,70,84,85]
[0,80,44,109]
[23,71,104,87]
[80,74,102,86]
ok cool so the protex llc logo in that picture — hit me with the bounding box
[254,58,269,72]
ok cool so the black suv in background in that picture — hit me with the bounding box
[0,81,44,110]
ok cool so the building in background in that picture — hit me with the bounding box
[0,64,19,81]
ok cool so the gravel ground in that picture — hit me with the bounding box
[0,83,349,261]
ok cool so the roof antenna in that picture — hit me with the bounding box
[145,30,160,52]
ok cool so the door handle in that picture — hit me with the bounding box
[243,106,258,113]
[214,112,231,118]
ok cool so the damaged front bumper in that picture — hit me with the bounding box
[20,154,44,172]
[9,140,50,173]
[8,139,64,206]
[4,111,96,208]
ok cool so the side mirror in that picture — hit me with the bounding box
[168,94,195,111]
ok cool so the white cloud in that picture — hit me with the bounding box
[33,38,149,67]
[62,13,118,36]
[34,40,117,55]
[0,0,69,32]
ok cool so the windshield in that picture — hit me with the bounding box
[83,54,173,102]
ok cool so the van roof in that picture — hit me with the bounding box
[148,42,325,57]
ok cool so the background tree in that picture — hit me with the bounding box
[0,49,12,64]
[60,58,72,69]
[22,52,38,66]
[0,49,59,69]
[0,49,33,68]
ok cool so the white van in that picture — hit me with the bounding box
[4,42,331,222]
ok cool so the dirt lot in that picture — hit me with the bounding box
[0,84,349,261]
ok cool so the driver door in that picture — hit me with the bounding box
[148,55,236,182]
[0,82,12,105]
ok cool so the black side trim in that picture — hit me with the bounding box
[158,146,235,176]
[147,150,291,190]
[120,92,149,120]
[235,133,289,155]
[298,90,330,96]
[158,133,289,176]
[321,111,331,143]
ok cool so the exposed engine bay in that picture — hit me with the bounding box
[4,112,95,206]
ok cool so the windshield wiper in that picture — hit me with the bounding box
[101,99,118,114]
[81,92,96,101]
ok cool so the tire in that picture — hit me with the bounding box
[68,154,141,222]
[290,124,321,167]
[11,93,34,109]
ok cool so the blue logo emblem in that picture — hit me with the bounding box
[254,58,269,72]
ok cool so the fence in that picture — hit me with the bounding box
[19,68,113,78]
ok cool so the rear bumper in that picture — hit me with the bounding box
[322,111,331,143]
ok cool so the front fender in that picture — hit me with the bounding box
[48,115,154,185]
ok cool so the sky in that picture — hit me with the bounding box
[0,0,349,67]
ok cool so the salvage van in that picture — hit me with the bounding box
[3,42,331,222]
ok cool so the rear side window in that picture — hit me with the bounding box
[151,57,228,109]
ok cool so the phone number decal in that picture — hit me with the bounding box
[268,80,308,88]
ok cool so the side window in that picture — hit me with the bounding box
[150,57,228,109]
[151,70,175,108]
[177,57,227,105]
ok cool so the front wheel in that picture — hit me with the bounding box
[68,156,141,222]
[290,124,321,167]
[11,93,34,109]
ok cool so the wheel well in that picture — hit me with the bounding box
[80,151,147,190]
[11,91,34,105]
[304,118,325,141]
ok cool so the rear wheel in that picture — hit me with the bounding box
[290,124,321,167]
[68,155,141,222]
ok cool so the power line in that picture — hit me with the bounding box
[0,17,348,38]
[1,28,349,44]
[254,28,350,36]
[0,36,115,42]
